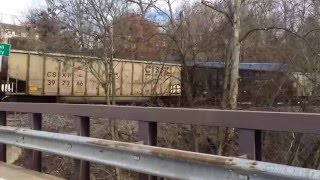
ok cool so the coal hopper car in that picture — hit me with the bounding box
[0,50,181,103]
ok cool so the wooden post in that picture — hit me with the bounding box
[0,111,6,162]
[74,116,90,180]
[238,129,262,160]
[30,113,42,171]
[138,121,157,180]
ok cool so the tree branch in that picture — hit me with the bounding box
[240,26,302,42]
[303,28,320,38]
[201,0,233,24]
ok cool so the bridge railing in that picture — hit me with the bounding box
[0,102,320,179]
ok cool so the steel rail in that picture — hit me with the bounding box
[0,102,320,134]
[0,126,320,180]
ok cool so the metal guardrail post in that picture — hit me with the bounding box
[255,130,262,160]
[74,116,90,180]
[30,113,42,171]
[138,121,158,180]
[238,129,262,160]
[0,111,6,162]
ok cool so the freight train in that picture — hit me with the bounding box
[0,50,314,105]
[0,50,181,103]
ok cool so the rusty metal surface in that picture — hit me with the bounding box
[0,102,320,134]
[0,126,320,180]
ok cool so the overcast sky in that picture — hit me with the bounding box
[0,0,46,24]
[1,0,196,24]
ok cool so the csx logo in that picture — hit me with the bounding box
[145,65,171,76]
[46,72,72,78]
[47,72,57,77]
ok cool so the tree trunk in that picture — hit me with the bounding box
[110,25,116,106]
[221,39,233,109]
[104,50,111,105]
[191,125,200,152]
[181,60,193,106]
[216,127,225,155]
[109,23,121,180]
[287,134,303,166]
[229,0,241,110]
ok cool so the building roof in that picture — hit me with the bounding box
[0,23,27,32]
[188,61,287,72]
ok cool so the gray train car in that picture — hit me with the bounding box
[0,50,181,103]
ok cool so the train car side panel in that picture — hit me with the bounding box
[86,61,99,96]
[162,65,172,96]
[121,61,133,96]
[152,64,162,95]
[113,60,122,96]
[132,63,143,96]
[28,54,44,95]
[143,63,153,96]
[73,60,86,96]
[170,66,181,94]
[98,61,106,96]
[59,58,73,96]
[44,56,59,95]
[8,53,28,81]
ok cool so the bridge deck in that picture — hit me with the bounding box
[0,162,62,180]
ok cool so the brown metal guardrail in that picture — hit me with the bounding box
[0,102,320,179]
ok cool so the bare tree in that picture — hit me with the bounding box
[127,0,157,18]
[45,0,128,179]
[201,0,242,109]
[229,0,241,109]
